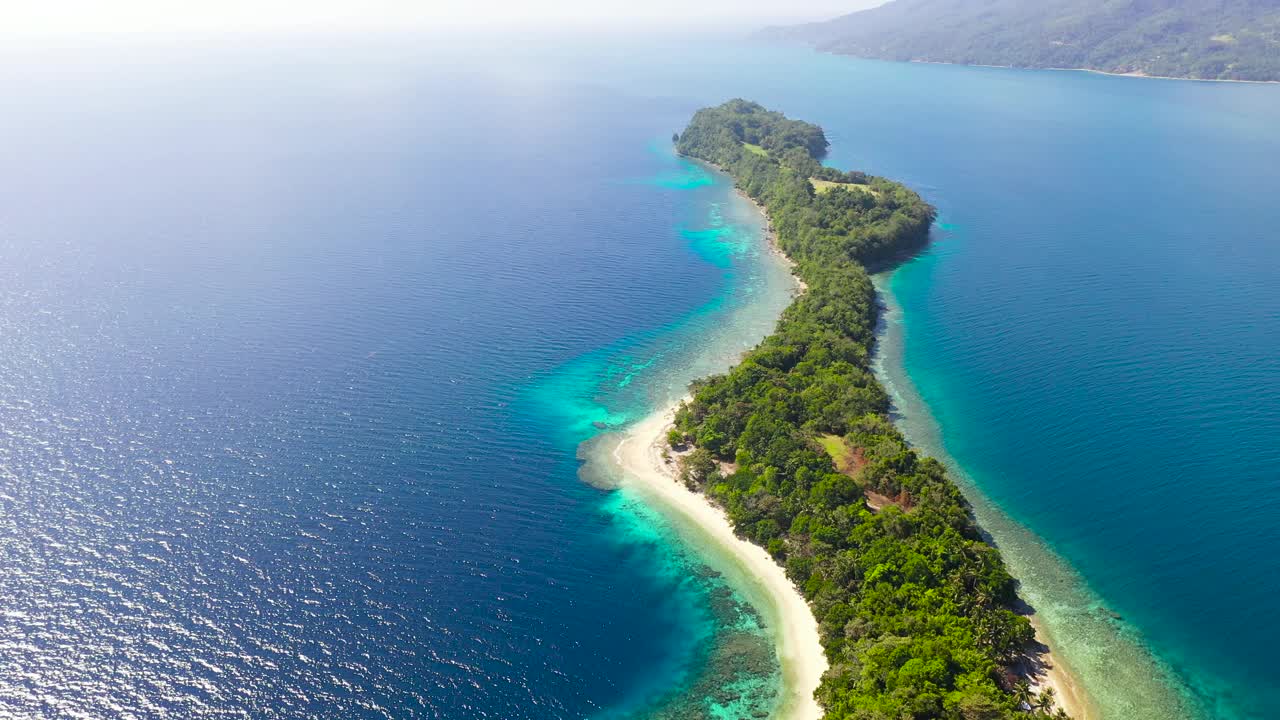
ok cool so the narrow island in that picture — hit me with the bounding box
[617,100,1085,720]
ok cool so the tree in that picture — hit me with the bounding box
[1012,680,1033,710]
[1036,687,1057,712]
[677,448,718,489]
[950,690,1005,720]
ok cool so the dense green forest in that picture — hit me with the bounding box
[671,100,1069,719]
[765,0,1280,82]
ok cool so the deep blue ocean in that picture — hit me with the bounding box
[1,32,1278,720]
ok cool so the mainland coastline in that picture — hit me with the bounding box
[911,59,1280,85]
[611,101,1092,720]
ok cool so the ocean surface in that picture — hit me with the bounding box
[1,32,1278,720]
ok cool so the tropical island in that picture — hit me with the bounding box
[657,100,1077,719]
[765,0,1280,83]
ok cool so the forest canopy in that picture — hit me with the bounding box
[672,100,1069,719]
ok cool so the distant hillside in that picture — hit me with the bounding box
[765,0,1280,82]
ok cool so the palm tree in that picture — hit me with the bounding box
[1036,687,1057,712]
[1012,680,1034,710]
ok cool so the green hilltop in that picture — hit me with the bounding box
[765,0,1280,82]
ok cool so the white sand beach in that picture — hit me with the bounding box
[611,402,827,720]
[1028,617,1095,720]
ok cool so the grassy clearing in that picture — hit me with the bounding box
[810,178,880,196]
[742,142,769,157]
[818,434,854,470]
[817,433,901,511]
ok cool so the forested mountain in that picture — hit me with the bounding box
[765,0,1280,82]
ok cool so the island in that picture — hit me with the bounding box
[662,100,1078,719]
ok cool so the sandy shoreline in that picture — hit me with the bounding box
[732,186,804,286]
[1027,617,1094,720]
[610,403,827,720]
[909,58,1280,84]
[599,163,823,719]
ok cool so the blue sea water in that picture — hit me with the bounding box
[0,36,797,719]
[1,31,1279,720]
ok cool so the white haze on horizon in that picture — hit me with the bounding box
[0,0,887,36]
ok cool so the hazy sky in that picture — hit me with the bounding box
[2,0,884,35]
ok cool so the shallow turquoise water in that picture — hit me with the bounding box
[525,147,798,718]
